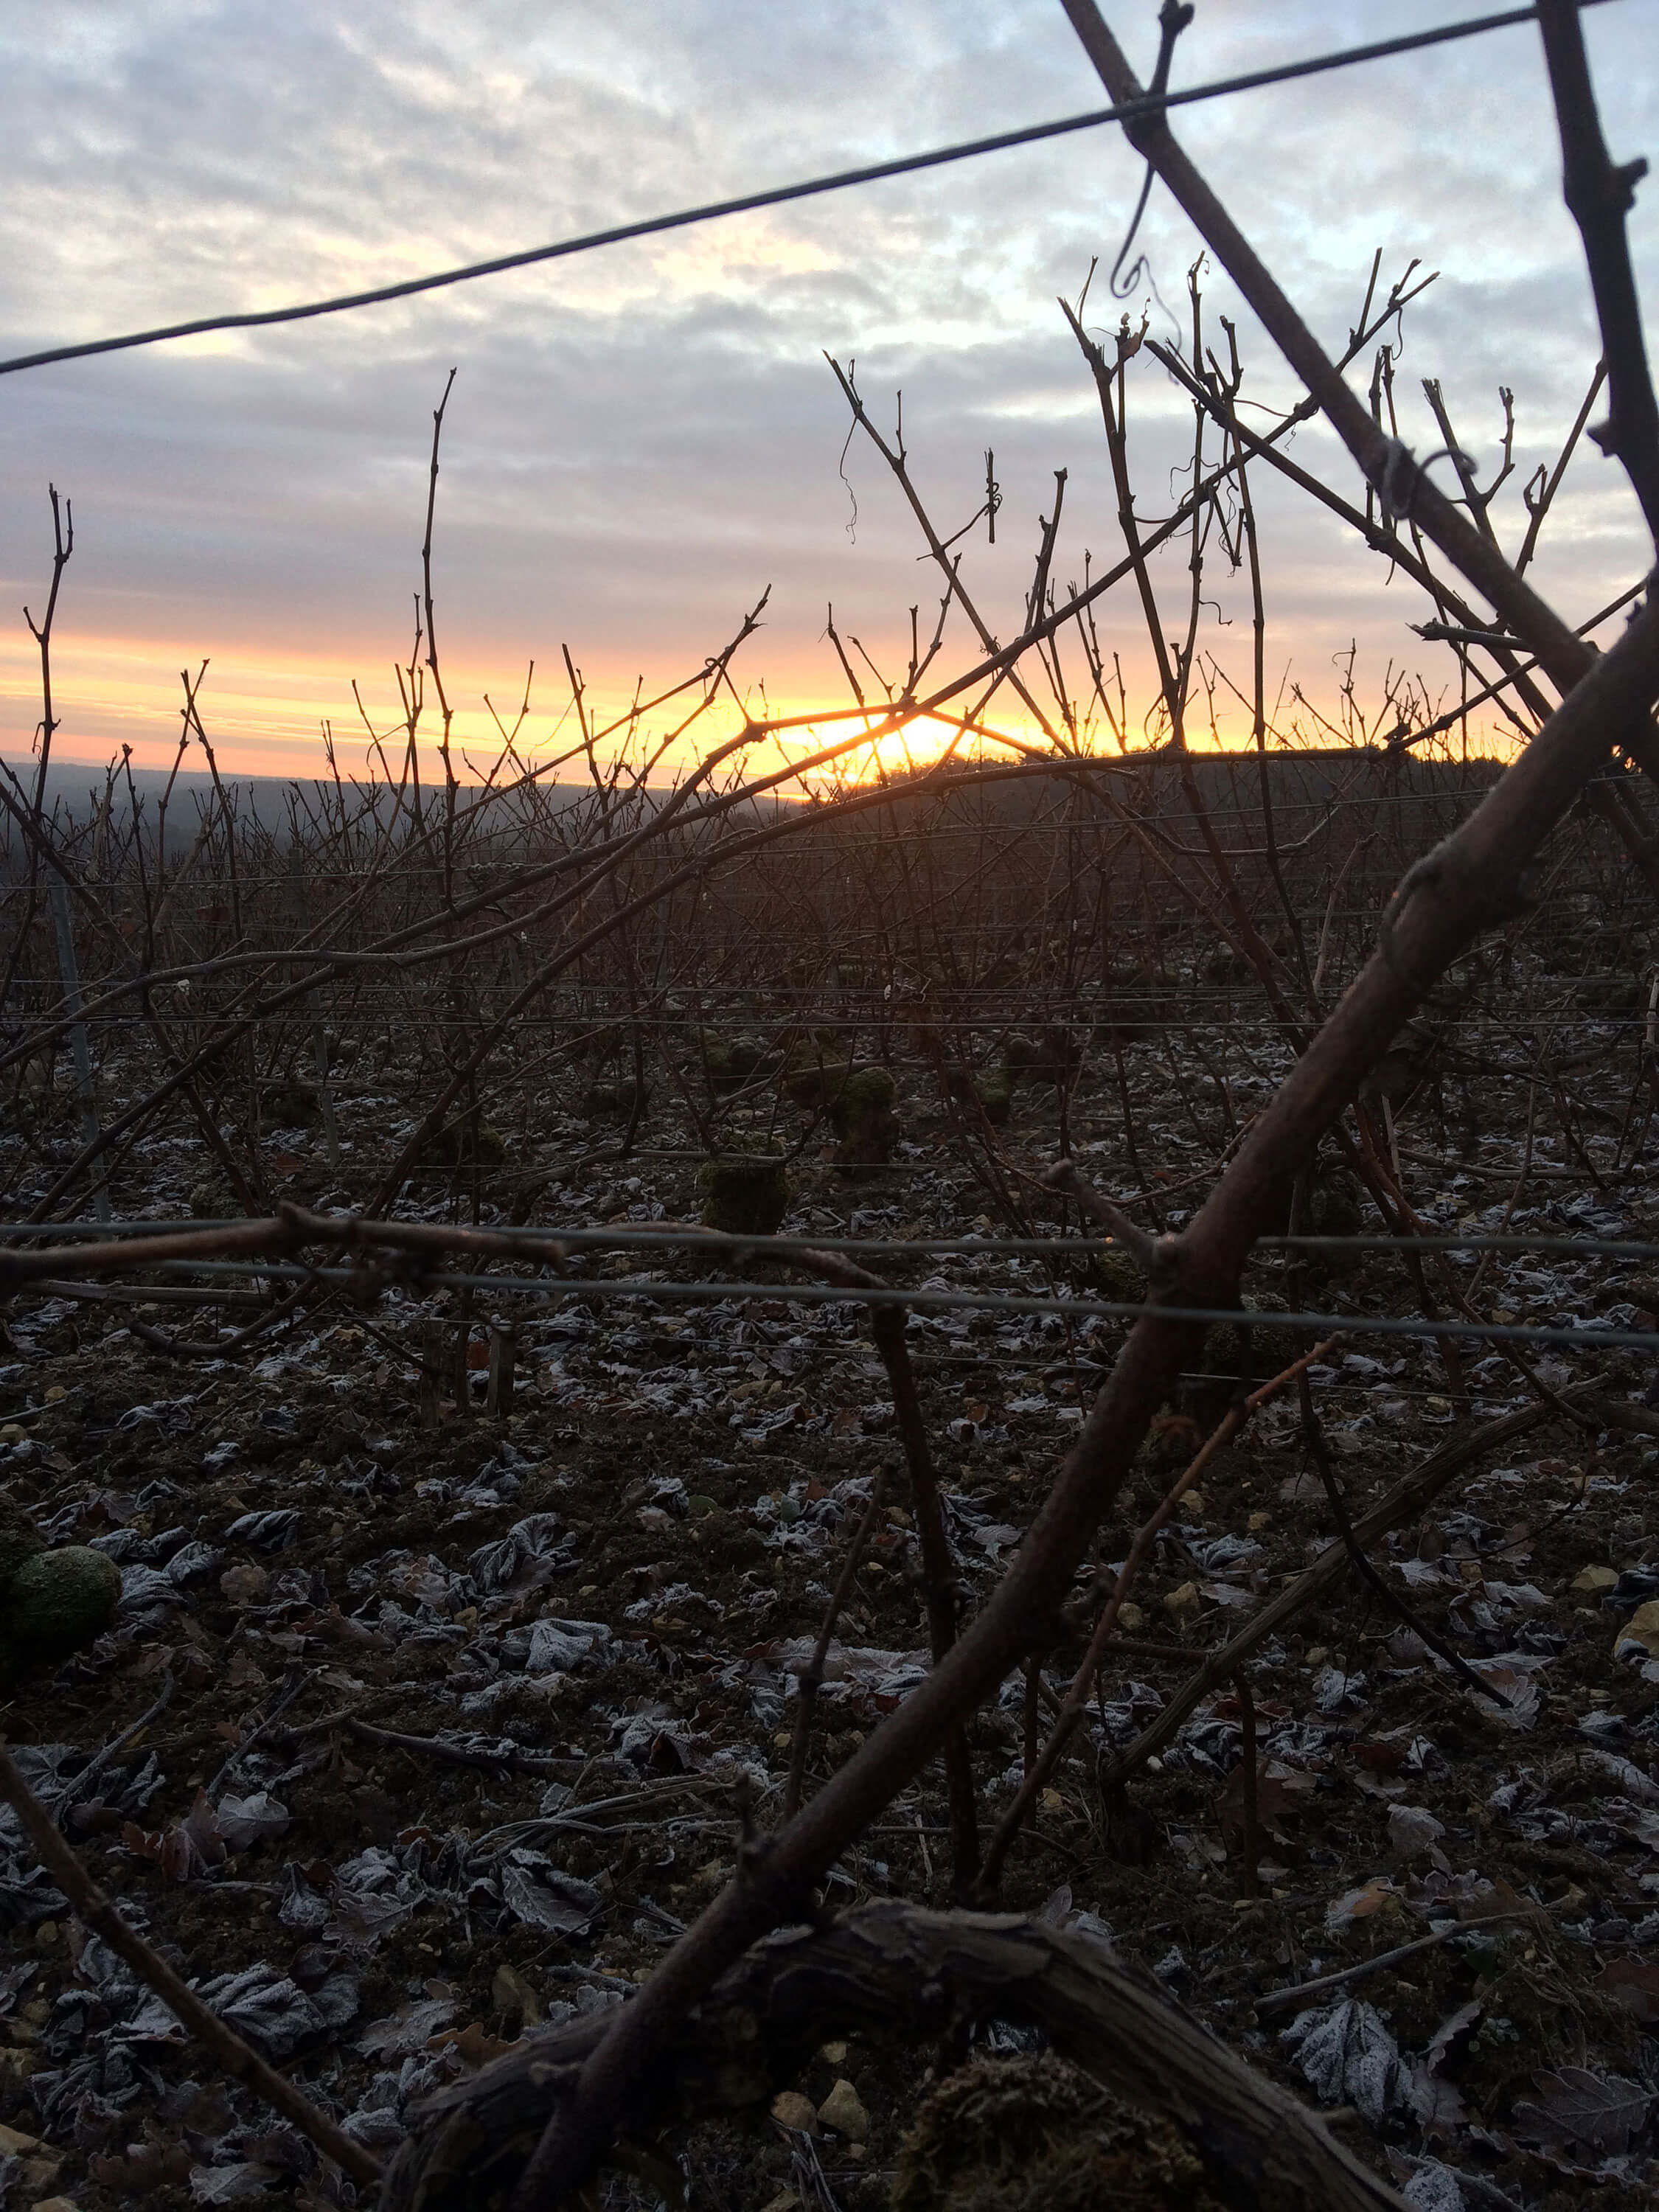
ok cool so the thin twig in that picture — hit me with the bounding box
[976,1333,1341,1896]
[0,1739,382,2188]
[1255,1912,1529,2016]
[783,1467,890,1820]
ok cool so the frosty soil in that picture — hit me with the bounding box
[9,1062,1659,2208]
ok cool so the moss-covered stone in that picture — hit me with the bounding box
[697,1153,790,1237]
[1001,1026,1080,1089]
[1202,943,1251,984]
[2,1544,122,1675]
[781,1035,853,1110]
[945,1062,1014,1126]
[261,1079,321,1127]
[894,2054,1224,2212]
[1207,1290,1301,1383]
[580,1078,647,1121]
[1086,1247,1145,1304]
[971,1069,1012,1126]
[1102,967,1177,1043]
[424,1107,509,1164]
[1300,1168,1364,1281]
[829,1065,900,1173]
[697,1030,767,1098]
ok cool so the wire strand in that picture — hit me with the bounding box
[9,1219,1659,1259]
[0,4,1613,380]
[38,1253,1659,1352]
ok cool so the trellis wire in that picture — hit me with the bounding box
[0,4,1618,380]
[9,1220,1659,1261]
[19,1253,1659,1354]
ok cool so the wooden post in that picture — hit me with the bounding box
[311,1021,343,1173]
[487,1322,516,1418]
[420,1320,445,1427]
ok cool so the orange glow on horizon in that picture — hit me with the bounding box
[0,624,1520,790]
[0,625,1064,787]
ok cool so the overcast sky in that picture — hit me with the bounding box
[0,0,1654,779]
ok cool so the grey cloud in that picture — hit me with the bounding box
[0,1,1653,766]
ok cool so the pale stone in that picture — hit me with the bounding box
[491,1961,543,2026]
[818,2079,869,2142]
[1571,1565,1618,1594]
[770,2091,820,2135]
[1615,1598,1659,1659]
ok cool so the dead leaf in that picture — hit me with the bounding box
[1219,1765,1294,1843]
[1423,1997,1481,2073]
[1325,1876,1395,1933]
[1387,1804,1446,1857]
[1512,2066,1652,2154]
[1463,1659,1540,1728]
[1354,1738,1407,1775]
[1150,1413,1203,1456]
[356,1995,457,2059]
[1596,1957,1659,2025]
[428,2020,514,2067]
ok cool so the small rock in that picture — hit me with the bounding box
[771,2090,820,2135]
[818,2041,848,2065]
[492,1961,543,2027]
[1162,1581,1200,1618]
[1116,1601,1146,1632]
[818,2079,869,2141]
[1572,1565,1619,1594]
[1615,1599,1659,1660]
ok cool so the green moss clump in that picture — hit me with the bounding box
[580,1078,647,1121]
[262,1078,321,1127]
[425,1107,509,1164]
[1001,1026,1080,1089]
[829,1065,900,1174]
[1,1545,122,1678]
[1102,966,1177,1043]
[1207,1290,1300,1382]
[944,1064,1012,1126]
[781,1034,853,1109]
[971,1070,1012,1126]
[1087,1247,1144,1304]
[893,2054,1224,2212]
[1300,1169,1363,1281]
[697,1030,767,1097]
[697,1154,790,1237]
